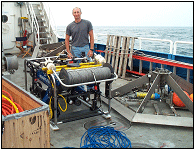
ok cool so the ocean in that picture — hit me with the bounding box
[57,26,193,56]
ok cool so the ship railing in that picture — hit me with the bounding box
[174,41,193,55]
[25,2,40,45]
[94,33,193,56]
[137,37,173,54]
[94,33,107,43]
[94,34,174,54]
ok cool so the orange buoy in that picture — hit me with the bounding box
[172,91,190,107]
[189,93,193,101]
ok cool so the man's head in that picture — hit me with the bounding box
[72,7,82,21]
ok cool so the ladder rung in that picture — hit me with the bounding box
[36,14,44,17]
[40,43,48,46]
[32,3,40,6]
[38,20,46,22]
[39,26,48,28]
[39,32,49,34]
[40,37,51,40]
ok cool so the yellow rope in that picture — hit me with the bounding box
[47,74,67,119]
[47,74,54,119]
[2,95,19,113]
[58,94,67,112]
[47,74,54,88]
[49,96,53,119]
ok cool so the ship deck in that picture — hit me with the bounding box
[5,55,193,148]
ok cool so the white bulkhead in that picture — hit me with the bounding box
[2,2,31,53]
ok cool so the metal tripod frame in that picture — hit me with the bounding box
[110,68,193,127]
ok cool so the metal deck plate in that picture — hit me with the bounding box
[131,143,156,148]
[83,116,131,131]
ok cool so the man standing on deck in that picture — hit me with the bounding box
[65,7,94,61]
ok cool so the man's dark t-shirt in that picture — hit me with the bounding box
[66,19,93,47]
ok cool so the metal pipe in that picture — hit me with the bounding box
[187,69,190,82]
[76,97,92,108]
[108,82,112,114]
[136,73,161,113]
[24,59,27,91]
[50,74,57,124]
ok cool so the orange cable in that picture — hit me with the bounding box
[2,90,24,116]
[2,90,14,113]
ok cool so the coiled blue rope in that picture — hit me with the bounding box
[80,126,132,148]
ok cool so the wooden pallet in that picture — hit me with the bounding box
[107,35,114,64]
[113,36,121,74]
[128,37,135,71]
[121,37,131,78]
[104,35,136,78]
[112,36,121,70]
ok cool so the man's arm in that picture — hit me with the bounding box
[89,29,94,49]
[65,34,73,58]
[88,29,94,57]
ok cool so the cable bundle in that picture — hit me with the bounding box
[2,90,24,116]
[59,67,112,85]
[80,126,132,148]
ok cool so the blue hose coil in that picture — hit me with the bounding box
[80,126,132,148]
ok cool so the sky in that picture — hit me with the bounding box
[46,2,193,27]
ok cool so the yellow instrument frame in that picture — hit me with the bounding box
[42,62,102,74]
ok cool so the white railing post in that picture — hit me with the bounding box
[174,41,193,55]
[139,38,142,49]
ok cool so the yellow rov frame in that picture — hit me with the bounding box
[42,62,102,74]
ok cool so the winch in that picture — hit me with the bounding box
[2,44,18,77]
[24,52,117,130]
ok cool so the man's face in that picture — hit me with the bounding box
[73,8,81,19]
